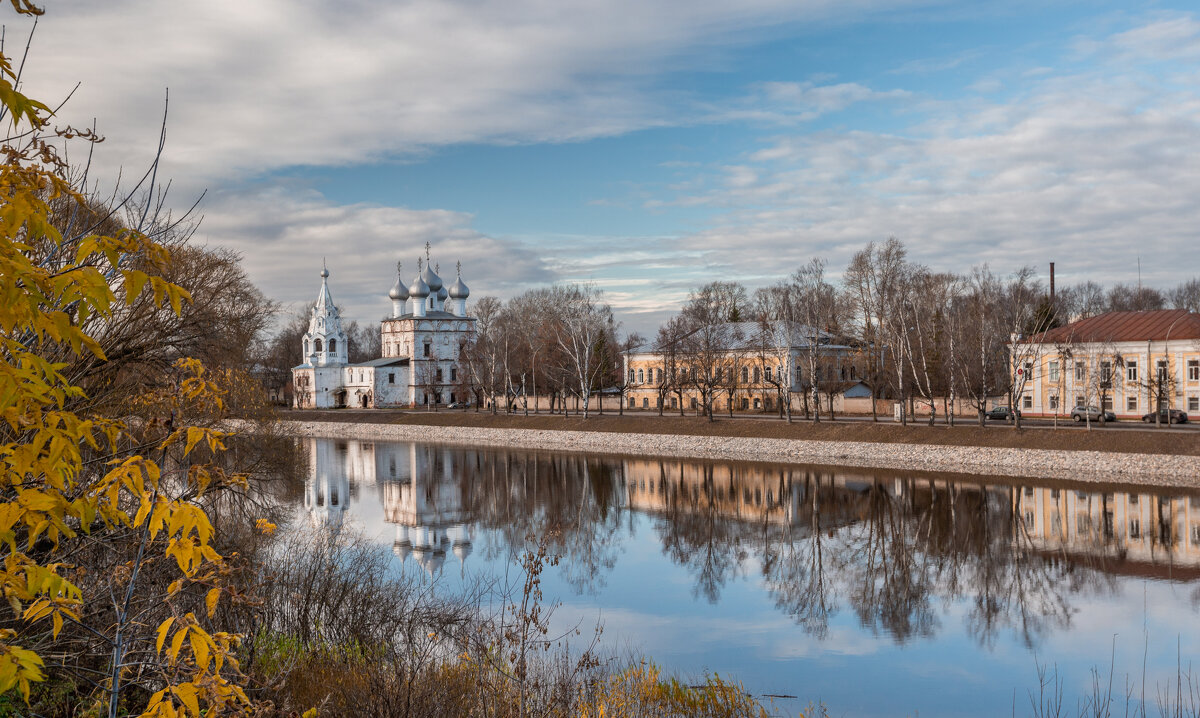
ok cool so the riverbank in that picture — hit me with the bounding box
[270,411,1200,484]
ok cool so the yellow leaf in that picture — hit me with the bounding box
[184,427,204,456]
[174,683,200,718]
[168,626,188,664]
[205,588,220,618]
[156,617,175,654]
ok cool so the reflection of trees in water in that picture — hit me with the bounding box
[455,450,626,595]
[333,439,1145,649]
[654,463,748,603]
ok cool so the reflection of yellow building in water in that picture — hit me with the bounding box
[1013,486,1200,578]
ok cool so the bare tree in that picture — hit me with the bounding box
[551,285,614,419]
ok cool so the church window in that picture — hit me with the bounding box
[315,338,323,352]
[388,373,395,384]
[329,339,337,353]
[304,339,309,354]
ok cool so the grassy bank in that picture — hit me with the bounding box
[285,409,1200,457]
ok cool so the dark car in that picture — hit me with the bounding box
[985,406,1020,421]
[447,401,470,409]
[1141,409,1189,424]
[1070,405,1116,423]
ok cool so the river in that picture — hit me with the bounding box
[289,435,1200,717]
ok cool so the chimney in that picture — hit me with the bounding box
[1049,262,1055,306]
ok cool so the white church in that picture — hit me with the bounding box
[292,249,476,409]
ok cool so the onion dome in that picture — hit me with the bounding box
[320,266,329,279]
[448,275,470,299]
[408,274,430,298]
[452,540,473,563]
[420,263,443,293]
[388,273,409,301]
[436,285,448,303]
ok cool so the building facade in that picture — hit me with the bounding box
[622,321,872,413]
[1013,309,1200,420]
[292,255,475,409]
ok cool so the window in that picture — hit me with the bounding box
[690,398,698,409]
[423,343,431,358]
[1049,395,1059,410]
[435,368,443,382]
[329,339,337,353]
[1127,360,1138,382]
[741,397,749,410]
[451,367,457,382]
[315,338,323,352]
[1103,396,1113,411]
[1024,361,1033,380]
[765,366,772,382]
[1023,486,1034,497]
[629,397,635,407]
[638,369,644,383]
[1022,394,1033,409]
[1075,361,1085,381]
[753,367,761,383]
[741,367,749,383]
[1157,360,1168,381]
[1077,514,1091,533]
[388,373,395,384]
[1189,360,1199,381]
[1127,396,1138,411]
[1129,518,1141,539]
[1101,361,1112,383]
[1129,493,1139,505]
[656,369,662,383]
[1023,510,1035,527]
[642,398,649,408]
[1049,361,1059,382]
[628,369,635,383]
[753,398,760,409]
[1190,396,1199,412]
[304,339,310,354]
[1075,395,1085,408]
[1192,524,1200,547]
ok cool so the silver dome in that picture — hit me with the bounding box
[420,264,444,292]
[436,285,448,302]
[388,274,409,301]
[408,275,430,298]
[448,275,470,299]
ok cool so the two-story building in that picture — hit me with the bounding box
[1013,309,1200,420]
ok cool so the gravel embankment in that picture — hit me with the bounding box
[266,419,1200,486]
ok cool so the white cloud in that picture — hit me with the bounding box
[652,15,1200,290]
[199,185,553,325]
[21,0,929,190]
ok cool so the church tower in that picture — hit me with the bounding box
[303,264,349,367]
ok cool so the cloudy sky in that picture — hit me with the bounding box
[17,0,1200,336]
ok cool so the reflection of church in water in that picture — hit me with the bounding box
[303,438,474,574]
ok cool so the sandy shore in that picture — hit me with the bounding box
[266,419,1200,486]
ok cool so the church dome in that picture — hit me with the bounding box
[448,275,470,299]
[436,285,448,303]
[421,264,443,292]
[388,274,409,301]
[408,275,430,298]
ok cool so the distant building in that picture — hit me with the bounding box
[292,253,476,409]
[1015,309,1200,419]
[623,320,874,413]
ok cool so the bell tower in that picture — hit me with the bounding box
[302,263,349,367]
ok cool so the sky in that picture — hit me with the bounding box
[15,0,1200,337]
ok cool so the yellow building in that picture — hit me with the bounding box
[1014,309,1200,420]
[622,321,872,413]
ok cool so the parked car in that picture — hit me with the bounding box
[447,401,470,409]
[985,406,1020,421]
[1141,409,1189,424]
[1070,405,1116,423]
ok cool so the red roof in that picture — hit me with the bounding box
[1034,309,1200,344]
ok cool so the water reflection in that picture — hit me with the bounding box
[297,437,1200,652]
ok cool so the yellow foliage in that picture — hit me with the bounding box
[0,5,252,713]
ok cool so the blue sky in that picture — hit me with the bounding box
[20,0,1200,336]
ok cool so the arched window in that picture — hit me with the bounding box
[628,369,635,383]
[753,367,761,383]
[741,366,749,383]
[304,339,310,354]
[329,338,337,353]
[637,369,644,383]
[315,338,323,352]
[655,369,662,383]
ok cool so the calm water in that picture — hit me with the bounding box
[292,436,1200,717]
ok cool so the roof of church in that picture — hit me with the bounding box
[386,310,476,320]
[352,357,410,368]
